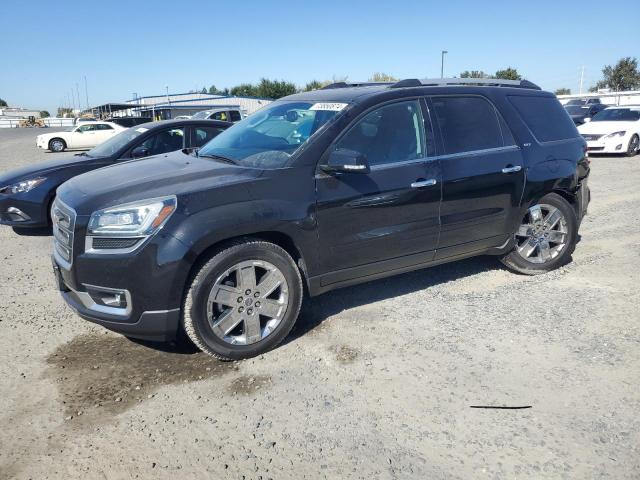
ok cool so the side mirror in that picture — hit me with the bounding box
[321,149,370,174]
[131,146,150,158]
[583,117,591,123]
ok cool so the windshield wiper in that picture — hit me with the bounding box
[198,153,238,165]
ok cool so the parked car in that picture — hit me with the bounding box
[190,108,243,122]
[0,120,230,228]
[51,78,590,360]
[566,98,601,106]
[577,106,640,156]
[173,115,192,120]
[36,122,126,153]
[107,117,153,128]
[564,103,608,125]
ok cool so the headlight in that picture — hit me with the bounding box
[87,196,177,237]
[603,131,626,139]
[0,177,46,195]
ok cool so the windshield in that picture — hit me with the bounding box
[86,126,147,157]
[198,101,345,168]
[191,111,211,119]
[592,109,640,122]
[565,105,588,115]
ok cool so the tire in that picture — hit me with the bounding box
[182,240,303,360]
[48,138,66,152]
[500,193,577,275]
[626,134,639,157]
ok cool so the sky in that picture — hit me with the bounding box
[2,0,639,114]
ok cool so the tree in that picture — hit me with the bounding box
[201,87,207,94]
[230,83,259,97]
[368,72,398,82]
[0,98,7,107]
[255,78,297,99]
[460,70,489,78]
[494,67,522,80]
[39,110,50,118]
[208,84,228,95]
[594,57,640,92]
[554,88,571,95]
[57,107,74,117]
[304,80,325,91]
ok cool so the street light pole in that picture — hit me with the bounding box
[441,50,448,78]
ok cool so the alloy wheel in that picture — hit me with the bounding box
[206,260,289,345]
[515,203,569,264]
[628,135,639,155]
[51,140,64,152]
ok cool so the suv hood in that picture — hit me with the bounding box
[578,121,638,134]
[57,149,263,215]
[0,154,104,187]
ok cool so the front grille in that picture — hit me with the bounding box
[90,237,141,249]
[582,134,603,141]
[52,199,76,267]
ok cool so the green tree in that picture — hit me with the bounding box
[494,67,522,80]
[554,88,571,95]
[460,70,489,78]
[304,80,325,91]
[230,83,259,97]
[57,107,74,117]
[0,98,7,107]
[39,110,50,118]
[368,72,398,82]
[208,84,228,95]
[201,87,207,94]
[255,78,297,99]
[594,57,640,92]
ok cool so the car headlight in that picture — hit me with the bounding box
[0,177,46,195]
[603,131,626,139]
[87,196,177,237]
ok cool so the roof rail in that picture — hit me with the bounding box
[321,81,393,90]
[414,77,541,90]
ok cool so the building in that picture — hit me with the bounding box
[0,107,42,118]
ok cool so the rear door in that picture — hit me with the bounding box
[429,95,525,259]
[73,124,98,148]
[315,99,441,279]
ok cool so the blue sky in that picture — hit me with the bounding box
[2,0,639,114]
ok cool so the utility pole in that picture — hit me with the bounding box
[579,65,585,94]
[84,76,89,110]
[441,50,448,78]
[75,83,81,114]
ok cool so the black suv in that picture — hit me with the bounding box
[51,78,590,360]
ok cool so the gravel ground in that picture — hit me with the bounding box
[0,127,639,479]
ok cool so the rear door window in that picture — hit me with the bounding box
[136,128,185,156]
[430,96,504,154]
[191,126,225,148]
[229,110,242,122]
[508,95,578,142]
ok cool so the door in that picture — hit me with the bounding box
[316,99,441,279]
[72,124,98,148]
[127,127,186,158]
[429,95,525,259]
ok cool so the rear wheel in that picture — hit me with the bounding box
[182,240,303,360]
[500,193,577,275]
[626,134,639,157]
[48,138,66,152]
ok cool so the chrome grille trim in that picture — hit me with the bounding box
[52,199,76,269]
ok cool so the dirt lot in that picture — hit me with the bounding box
[0,127,639,479]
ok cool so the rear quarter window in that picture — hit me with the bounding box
[508,95,578,143]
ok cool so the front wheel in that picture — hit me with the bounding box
[500,193,578,275]
[182,240,303,360]
[48,138,66,152]
[626,134,639,157]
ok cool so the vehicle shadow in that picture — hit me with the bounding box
[286,255,500,344]
[12,226,52,236]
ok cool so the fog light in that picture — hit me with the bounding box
[616,144,623,150]
[85,285,129,309]
[6,207,31,222]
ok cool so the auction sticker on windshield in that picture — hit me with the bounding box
[135,127,149,133]
[309,103,348,111]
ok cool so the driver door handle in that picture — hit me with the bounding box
[410,179,437,188]
[501,165,522,174]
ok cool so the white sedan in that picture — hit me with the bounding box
[36,121,126,152]
[577,107,640,156]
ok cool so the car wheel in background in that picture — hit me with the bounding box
[182,240,303,360]
[500,193,577,275]
[48,138,66,152]
[626,134,639,157]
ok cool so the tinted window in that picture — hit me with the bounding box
[230,110,241,122]
[96,124,114,130]
[431,96,503,154]
[508,95,578,142]
[192,127,225,148]
[137,128,185,156]
[336,100,426,166]
[592,108,640,122]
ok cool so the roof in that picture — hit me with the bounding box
[90,102,142,112]
[137,104,241,111]
[128,119,233,129]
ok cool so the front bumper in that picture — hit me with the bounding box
[585,136,628,154]
[53,256,181,341]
